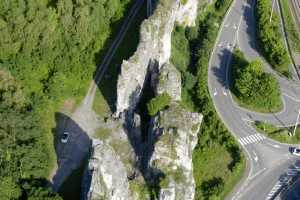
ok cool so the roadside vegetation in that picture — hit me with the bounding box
[255,0,291,77]
[254,121,300,144]
[230,49,282,113]
[279,0,300,52]
[0,0,132,198]
[171,0,245,199]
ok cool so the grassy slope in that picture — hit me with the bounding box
[280,0,300,53]
[254,121,300,144]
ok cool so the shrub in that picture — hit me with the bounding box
[231,49,282,112]
[147,93,171,116]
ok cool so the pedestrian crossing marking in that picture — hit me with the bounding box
[238,134,265,146]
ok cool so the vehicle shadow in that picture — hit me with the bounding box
[51,112,92,199]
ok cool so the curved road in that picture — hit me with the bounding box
[208,0,300,199]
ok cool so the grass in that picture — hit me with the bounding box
[231,94,283,113]
[193,145,245,199]
[254,121,300,144]
[92,3,147,116]
[94,127,111,140]
[279,0,300,53]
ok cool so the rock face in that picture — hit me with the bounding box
[116,0,199,116]
[147,63,203,200]
[82,0,208,199]
[150,103,202,200]
[82,140,132,200]
[155,63,181,101]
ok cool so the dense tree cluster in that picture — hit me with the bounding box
[0,70,61,199]
[231,49,282,112]
[256,0,290,77]
[0,0,131,198]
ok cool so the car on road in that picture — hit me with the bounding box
[61,132,70,143]
[291,147,300,156]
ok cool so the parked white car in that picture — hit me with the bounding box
[292,147,300,156]
[61,132,70,143]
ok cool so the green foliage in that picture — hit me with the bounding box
[231,49,282,112]
[254,121,300,143]
[147,93,171,116]
[170,0,245,199]
[279,0,300,52]
[171,26,190,72]
[0,0,132,198]
[256,0,291,76]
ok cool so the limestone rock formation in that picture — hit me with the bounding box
[148,103,202,200]
[155,62,181,101]
[116,0,199,116]
[82,140,132,200]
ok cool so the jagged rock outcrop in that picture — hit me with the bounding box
[147,63,203,200]
[155,63,181,101]
[151,103,202,200]
[82,140,132,200]
[82,0,208,199]
[82,117,140,200]
[116,0,199,116]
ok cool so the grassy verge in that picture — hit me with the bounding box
[254,121,300,144]
[92,3,147,116]
[279,0,300,53]
[255,0,291,77]
[170,0,246,199]
[230,49,283,113]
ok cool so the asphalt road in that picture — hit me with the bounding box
[208,0,300,199]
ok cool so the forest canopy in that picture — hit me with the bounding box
[0,0,131,199]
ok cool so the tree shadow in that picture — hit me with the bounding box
[92,1,147,113]
[211,47,233,89]
[242,0,260,51]
[51,112,92,199]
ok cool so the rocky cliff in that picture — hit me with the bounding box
[147,63,203,200]
[115,0,198,116]
[82,0,207,199]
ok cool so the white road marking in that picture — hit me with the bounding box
[253,151,258,162]
[233,24,237,29]
[213,88,218,96]
[223,89,228,96]
[283,93,300,102]
[249,167,267,180]
[238,134,265,146]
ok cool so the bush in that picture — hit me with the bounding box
[231,49,282,112]
[256,0,291,76]
[147,93,171,116]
